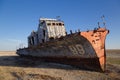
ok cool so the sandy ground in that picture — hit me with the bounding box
[0,51,120,80]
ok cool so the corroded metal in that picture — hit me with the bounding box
[17,27,109,72]
[81,28,109,71]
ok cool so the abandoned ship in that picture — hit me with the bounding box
[16,18,109,72]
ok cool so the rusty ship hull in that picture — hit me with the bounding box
[17,28,109,72]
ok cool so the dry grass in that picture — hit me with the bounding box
[107,58,120,65]
[106,49,120,54]
[0,50,119,80]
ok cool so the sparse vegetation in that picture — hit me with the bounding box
[107,58,120,65]
[106,49,120,54]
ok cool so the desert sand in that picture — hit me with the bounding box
[0,50,120,80]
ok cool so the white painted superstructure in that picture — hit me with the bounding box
[28,18,66,47]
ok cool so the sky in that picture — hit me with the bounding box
[0,0,120,51]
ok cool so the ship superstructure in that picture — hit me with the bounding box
[28,18,66,47]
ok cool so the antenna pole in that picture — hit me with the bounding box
[98,22,100,28]
[101,15,106,27]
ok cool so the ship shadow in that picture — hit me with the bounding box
[0,56,96,71]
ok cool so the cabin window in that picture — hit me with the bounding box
[31,37,34,45]
[62,24,64,26]
[52,23,55,26]
[43,29,45,37]
[47,23,51,26]
[56,23,59,26]
[36,33,39,43]
[42,39,44,43]
[28,38,32,45]
[59,23,62,26]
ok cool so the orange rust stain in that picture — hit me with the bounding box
[81,28,109,71]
